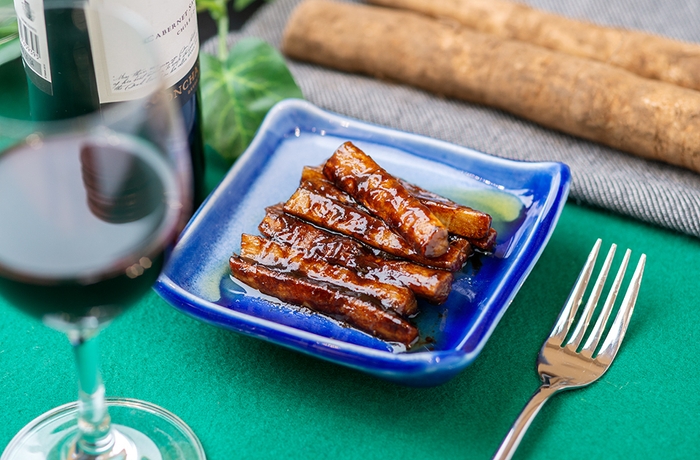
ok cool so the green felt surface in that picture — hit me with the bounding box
[2,57,699,459]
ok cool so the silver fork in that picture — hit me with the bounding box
[493,239,646,460]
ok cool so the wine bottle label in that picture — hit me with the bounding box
[14,0,52,92]
[86,0,199,103]
[13,0,199,103]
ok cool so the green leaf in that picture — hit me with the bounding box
[195,0,227,21]
[200,37,303,164]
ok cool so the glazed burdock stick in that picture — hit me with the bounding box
[284,186,406,254]
[282,0,700,175]
[259,206,454,303]
[239,234,418,317]
[229,255,419,345]
[368,0,700,93]
[283,186,470,271]
[300,166,360,208]
[398,179,492,240]
[303,165,493,241]
[290,175,472,271]
[470,227,497,253]
[260,205,371,264]
[362,256,453,304]
[323,141,449,258]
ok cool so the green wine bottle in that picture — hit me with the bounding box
[13,0,206,205]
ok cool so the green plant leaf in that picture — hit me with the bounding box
[200,37,303,163]
[195,0,227,21]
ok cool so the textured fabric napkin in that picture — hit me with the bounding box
[203,0,700,238]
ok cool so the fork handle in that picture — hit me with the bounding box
[493,384,560,460]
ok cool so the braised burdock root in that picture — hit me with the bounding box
[239,234,418,317]
[399,179,491,240]
[304,165,492,241]
[324,142,449,258]
[229,256,419,345]
[259,205,369,266]
[258,206,454,304]
[283,185,471,271]
[228,142,496,347]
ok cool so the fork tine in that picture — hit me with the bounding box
[548,239,601,344]
[596,254,646,365]
[565,243,617,349]
[580,249,630,358]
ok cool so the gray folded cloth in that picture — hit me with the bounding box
[203,0,700,238]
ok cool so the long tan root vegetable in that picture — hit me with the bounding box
[282,0,700,173]
[368,0,700,93]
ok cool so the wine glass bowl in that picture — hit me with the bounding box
[0,2,203,459]
[0,127,181,327]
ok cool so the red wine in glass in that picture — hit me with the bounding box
[0,129,203,459]
[0,133,180,328]
[0,2,205,457]
[0,134,183,335]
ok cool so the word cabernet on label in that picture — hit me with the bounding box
[144,0,196,41]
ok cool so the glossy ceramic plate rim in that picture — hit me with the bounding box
[155,99,571,385]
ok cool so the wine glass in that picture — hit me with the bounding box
[0,2,205,459]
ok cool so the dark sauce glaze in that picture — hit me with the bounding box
[259,206,454,303]
[284,186,470,271]
[228,255,419,345]
[323,142,450,258]
[239,234,418,317]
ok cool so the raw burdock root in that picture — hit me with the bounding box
[282,0,700,174]
[368,0,700,93]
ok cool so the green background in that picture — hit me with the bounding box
[1,57,698,459]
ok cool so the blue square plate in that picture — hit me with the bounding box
[154,99,570,386]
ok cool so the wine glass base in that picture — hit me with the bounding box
[1,398,205,460]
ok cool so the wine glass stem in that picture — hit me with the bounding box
[71,332,115,455]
